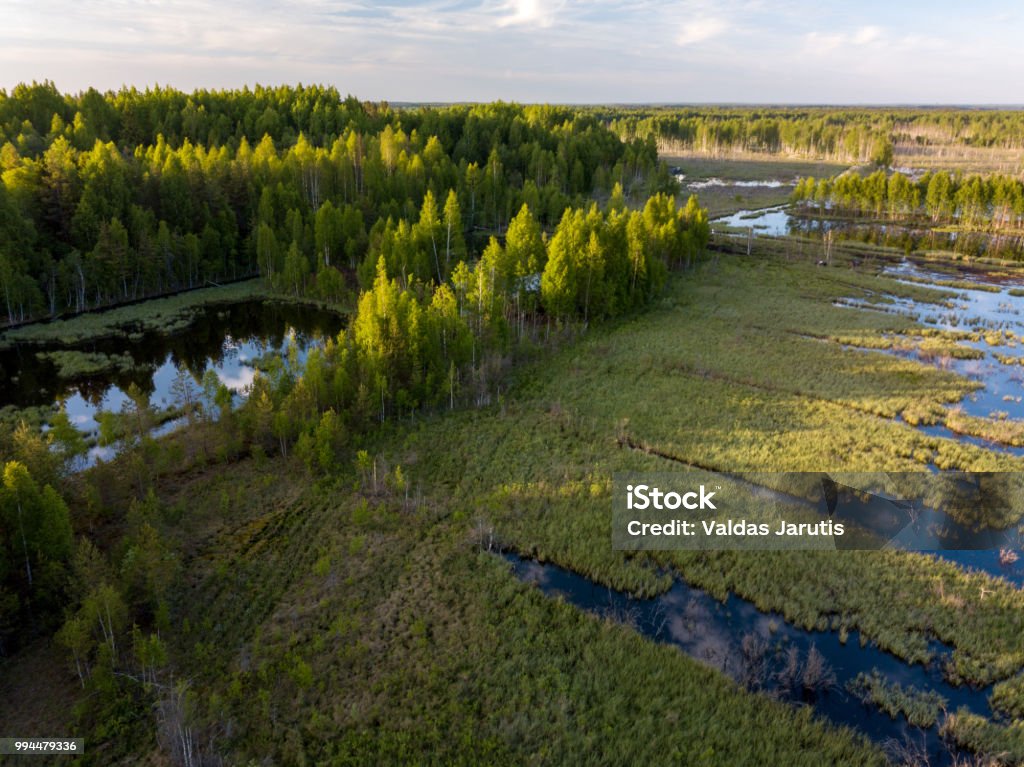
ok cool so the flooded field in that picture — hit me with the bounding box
[712,204,1024,258]
[838,261,1024,453]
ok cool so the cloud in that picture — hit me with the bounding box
[676,17,728,46]
[803,31,845,53]
[804,25,885,55]
[1,0,1022,103]
[498,0,560,28]
[852,25,882,45]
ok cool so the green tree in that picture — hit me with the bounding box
[541,209,583,319]
[0,461,72,595]
[870,136,894,168]
[442,189,466,275]
[314,199,343,268]
[416,189,443,283]
[505,203,545,282]
[281,240,310,296]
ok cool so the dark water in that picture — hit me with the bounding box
[0,299,344,462]
[941,549,1024,587]
[507,552,996,765]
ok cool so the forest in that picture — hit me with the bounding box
[0,82,677,324]
[0,83,710,702]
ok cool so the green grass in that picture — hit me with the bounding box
[0,280,265,348]
[660,157,852,219]
[384,254,1024,687]
[945,407,1024,447]
[846,670,947,728]
[940,710,1024,764]
[694,186,793,219]
[891,274,1004,293]
[104,449,883,766]
[709,230,917,265]
[662,156,851,182]
[992,672,1024,719]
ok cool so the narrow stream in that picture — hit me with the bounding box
[506,552,995,765]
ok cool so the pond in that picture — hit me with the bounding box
[687,178,787,190]
[0,299,345,464]
[712,205,948,243]
[712,205,793,237]
[506,552,995,766]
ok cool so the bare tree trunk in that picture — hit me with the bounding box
[17,500,32,588]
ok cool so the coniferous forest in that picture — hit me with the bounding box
[0,83,684,324]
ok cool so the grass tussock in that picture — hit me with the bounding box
[940,711,1024,765]
[37,350,141,378]
[946,407,1024,448]
[846,669,947,728]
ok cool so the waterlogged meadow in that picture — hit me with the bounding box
[9,246,1024,765]
[0,429,887,766]
[825,259,1024,455]
[664,157,848,219]
[383,254,1024,763]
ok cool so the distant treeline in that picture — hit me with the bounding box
[600,106,1024,161]
[0,82,677,325]
[792,170,1024,229]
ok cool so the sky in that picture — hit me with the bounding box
[2,0,1022,104]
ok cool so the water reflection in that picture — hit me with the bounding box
[713,205,792,236]
[0,300,345,441]
[712,204,1024,258]
[508,553,991,766]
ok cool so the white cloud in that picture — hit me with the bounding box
[676,17,727,46]
[803,31,844,53]
[499,0,559,28]
[804,25,884,54]
[852,25,882,45]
